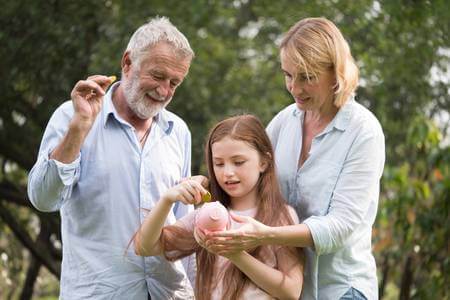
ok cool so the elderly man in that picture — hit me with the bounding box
[28,17,196,299]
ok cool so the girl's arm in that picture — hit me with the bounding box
[226,248,304,300]
[134,178,206,256]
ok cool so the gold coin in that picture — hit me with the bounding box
[109,75,117,83]
[202,191,211,202]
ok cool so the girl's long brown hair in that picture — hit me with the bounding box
[160,115,299,299]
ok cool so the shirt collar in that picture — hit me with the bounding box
[332,95,354,132]
[102,82,174,135]
[102,82,120,128]
[291,95,354,133]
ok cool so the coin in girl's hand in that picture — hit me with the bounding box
[202,191,212,202]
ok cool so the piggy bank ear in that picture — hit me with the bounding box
[226,213,232,230]
[194,211,198,227]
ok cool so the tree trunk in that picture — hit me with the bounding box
[0,201,60,277]
[399,254,413,300]
[19,257,41,300]
[379,254,389,299]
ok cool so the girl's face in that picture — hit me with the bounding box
[211,137,267,207]
[280,49,336,114]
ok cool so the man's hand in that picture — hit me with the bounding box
[70,75,115,131]
[50,75,115,163]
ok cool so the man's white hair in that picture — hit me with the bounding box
[126,16,194,64]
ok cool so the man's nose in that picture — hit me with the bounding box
[156,81,171,99]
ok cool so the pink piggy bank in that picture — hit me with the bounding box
[195,201,230,232]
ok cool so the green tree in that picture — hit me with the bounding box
[0,0,448,298]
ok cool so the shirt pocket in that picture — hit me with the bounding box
[153,144,183,186]
[68,158,109,215]
[296,159,341,219]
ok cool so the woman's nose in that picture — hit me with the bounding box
[289,80,304,95]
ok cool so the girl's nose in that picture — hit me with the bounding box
[223,165,235,176]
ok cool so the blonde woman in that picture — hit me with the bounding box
[205,17,385,300]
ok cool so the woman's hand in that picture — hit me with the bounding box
[162,179,207,205]
[204,212,272,255]
[194,226,244,259]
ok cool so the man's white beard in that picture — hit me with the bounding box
[123,73,171,119]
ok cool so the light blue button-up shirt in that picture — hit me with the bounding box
[28,83,195,299]
[267,98,385,300]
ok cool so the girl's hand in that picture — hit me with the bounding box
[205,212,272,254]
[187,175,209,188]
[193,226,207,248]
[162,179,207,205]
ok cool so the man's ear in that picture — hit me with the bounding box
[121,51,132,75]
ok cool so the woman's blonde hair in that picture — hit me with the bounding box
[280,17,359,107]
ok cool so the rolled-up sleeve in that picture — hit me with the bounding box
[28,153,80,212]
[304,128,385,255]
[27,101,80,212]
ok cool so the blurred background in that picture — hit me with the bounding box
[0,0,448,299]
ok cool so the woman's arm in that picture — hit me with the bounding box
[225,248,303,300]
[134,178,206,256]
[303,130,385,255]
[208,128,384,254]
[266,223,313,247]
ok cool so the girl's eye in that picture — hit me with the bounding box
[214,163,224,167]
[234,161,245,166]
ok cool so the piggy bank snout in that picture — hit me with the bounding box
[209,207,223,221]
[196,202,229,231]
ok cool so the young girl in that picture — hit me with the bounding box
[134,115,304,299]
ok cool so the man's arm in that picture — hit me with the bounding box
[27,75,113,211]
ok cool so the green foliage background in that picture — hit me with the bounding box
[0,0,448,299]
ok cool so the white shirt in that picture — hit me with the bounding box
[27,83,195,299]
[267,98,385,300]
